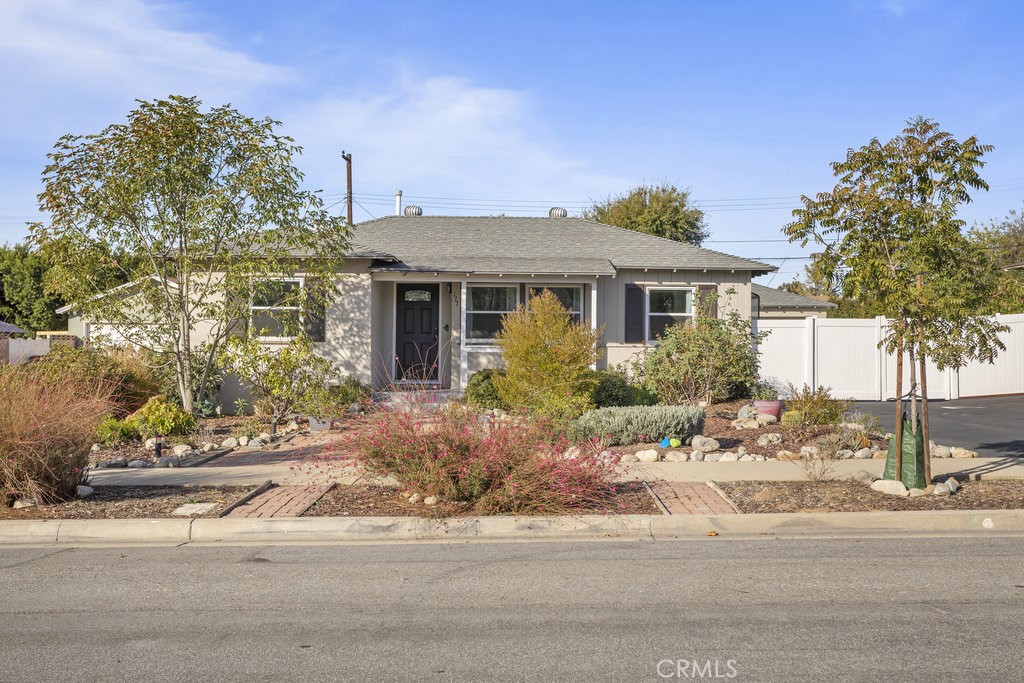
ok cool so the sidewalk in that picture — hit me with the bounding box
[87,457,1024,488]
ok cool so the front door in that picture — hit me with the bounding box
[395,283,440,382]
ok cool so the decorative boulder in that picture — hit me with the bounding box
[945,477,961,494]
[127,459,151,468]
[689,450,705,462]
[76,485,94,498]
[950,447,978,459]
[238,436,249,447]
[836,449,855,460]
[172,444,192,457]
[703,452,721,462]
[621,453,639,463]
[691,436,720,453]
[931,444,952,458]
[738,454,755,462]
[737,404,758,420]
[800,446,819,458]
[870,479,909,497]
[757,433,783,447]
[144,438,159,451]
[664,450,688,462]
[853,448,873,459]
[755,413,778,427]
[221,437,239,449]
[719,452,740,462]
[635,449,660,463]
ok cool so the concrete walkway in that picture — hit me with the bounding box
[87,457,1024,488]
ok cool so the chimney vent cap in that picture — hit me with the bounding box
[404,205,423,217]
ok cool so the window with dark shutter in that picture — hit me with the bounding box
[624,283,645,343]
[303,278,327,342]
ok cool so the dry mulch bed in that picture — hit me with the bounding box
[718,480,1024,513]
[303,481,661,518]
[0,485,254,520]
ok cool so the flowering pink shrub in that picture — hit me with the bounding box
[357,405,623,515]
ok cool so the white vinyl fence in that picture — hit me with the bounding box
[754,314,1024,401]
[0,338,52,364]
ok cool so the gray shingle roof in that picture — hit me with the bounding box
[752,283,837,310]
[347,216,776,275]
[0,320,28,335]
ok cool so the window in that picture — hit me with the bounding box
[530,286,583,323]
[250,279,302,340]
[466,285,517,341]
[646,287,693,341]
[404,289,432,302]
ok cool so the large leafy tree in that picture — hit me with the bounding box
[583,183,709,246]
[0,243,68,332]
[969,207,1024,313]
[31,96,349,413]
[786,116,1006,483]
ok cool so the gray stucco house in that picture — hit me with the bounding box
[751,283,836,319]
[63,211,777,395]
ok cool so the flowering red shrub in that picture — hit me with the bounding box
[357,404,623,515]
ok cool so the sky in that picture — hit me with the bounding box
[1,0,1023,285]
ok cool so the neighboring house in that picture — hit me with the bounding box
[751,283,836,319]
[62,210,776,395]
[0,320,28,338]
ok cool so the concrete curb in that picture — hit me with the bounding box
[2,509,1023,545]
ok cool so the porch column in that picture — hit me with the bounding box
[590,279,599,370]
[459,280,468,392]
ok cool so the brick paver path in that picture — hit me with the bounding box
[648,481,736,515]
[225,484,333,518]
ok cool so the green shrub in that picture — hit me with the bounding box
[96,415,140,445]
[0,365,113,503]
[465,369,507,410]
[127,396,196,438]
[750,380,779,401]
[635,307,767,405]
[780,410,803,426]
[584,370,633,408]
[33,345,159,416]
[572,405,705,447]
[784,384,851,426]
[331,375,372,406]
[494,290,603,420]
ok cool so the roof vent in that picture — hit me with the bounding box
[404,205,423,217]
[548,207,568,218]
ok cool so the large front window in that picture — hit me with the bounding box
[250,279,302,340]
[647,287,693,341]
[530,286,583,324]
[466,285,518,341]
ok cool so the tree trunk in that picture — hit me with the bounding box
[919,333,932,484]
[893,328,904,480]
[908,344,918,436]
[179,302,194,414]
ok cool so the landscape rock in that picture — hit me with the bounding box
[154,456,176,468]
[755,413,778,426]
[91,443,101,453]
[732,418,760,430]
[950,447,978,459]
[851,470,875,484]
[737,404,758,420]
[407,493,421,504]
[931,444,952,458]
[870,479,909,497]
[703,452,721,462]
[689,450,705,462]
[853,448,873,460]
[776,450,798,461]
[837,422,866,432]
[144,437,159,451]
[945,477,961,494]
[932,485,951,496]
[172,444,192,456]
[12,498,36,509]
[872,450,887,459]
[75,485,94,498]
[635,449,660,463]
[754,454,766,461]
[258,432,272,441]
[800,445,819,458]
[423,496,438,506]
[738,454,755,462]
[238,436,250,447]
[286,420,300,432]
[620,454,640,463]
[221,437,239,449]
[757,433,783,447]
[836,449,855,460]
[201,443,215,453]
[908,488,928,497]
[100,458,128,469]
[127,459,151,468]
[719,452,740,462]
[737,446,748,456]
[247,438,266,448]
[691,436,720,453]
[664,450,688,462]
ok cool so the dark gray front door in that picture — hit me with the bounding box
[395,283,440,382]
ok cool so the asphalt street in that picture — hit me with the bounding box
[2,537,1024,681]
[852,396,1024,458]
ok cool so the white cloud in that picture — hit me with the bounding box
[283,75,625,219]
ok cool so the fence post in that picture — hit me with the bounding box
[805,316,816,388]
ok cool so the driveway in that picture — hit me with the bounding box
[851,396,1024,458]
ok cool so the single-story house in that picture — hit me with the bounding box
[751,283,836,319]
[63,210,776,396]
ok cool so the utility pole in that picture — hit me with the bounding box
[342,150,353,226]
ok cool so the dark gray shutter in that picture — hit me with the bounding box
[624,283,645,343]
[303,278,327,342]
[698,285,718,319]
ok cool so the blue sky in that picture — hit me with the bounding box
[2,0,1022,285]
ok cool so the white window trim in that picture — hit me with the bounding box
[465,284,519,345]
[529,284,584,323]
[250,277,304,343]
[644,285,695,343]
